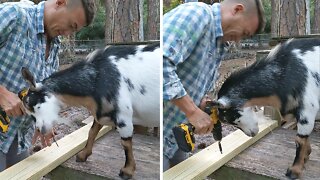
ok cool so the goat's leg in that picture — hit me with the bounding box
[76,120,103,162]
[119,137,136,179]
[286,135,311,179]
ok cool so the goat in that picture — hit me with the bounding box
[21,43,160,179]
[213,38,320,179]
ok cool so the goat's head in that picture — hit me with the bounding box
[21,67,61,134]
[213,98,259,137]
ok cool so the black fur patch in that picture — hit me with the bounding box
[124,77,135,91]
[297,134,309,138]
[142,42,159,52]
[293,141,301,165]
[218,108,241,124]
[121,137,132,141]
[139,85,146,95]
[311,72,320,86]
[23,89,47,112]
[104,45,137,60]
[117,121,126,128]
[298,118,308,125]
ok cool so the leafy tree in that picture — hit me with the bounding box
[163,0,182,14]
[76,2,105,40]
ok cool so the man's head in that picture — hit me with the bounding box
[44,0,96,38]
[220,0,266,42]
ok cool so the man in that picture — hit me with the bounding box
[0,0,96,171]
[163,0,266,170]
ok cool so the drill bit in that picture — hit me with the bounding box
[52,135,59,147]
[218,141,222,154]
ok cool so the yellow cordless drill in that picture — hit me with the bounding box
[0,88,28,133]
[172,101,223,153]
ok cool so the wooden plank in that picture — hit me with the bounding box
[163,120,278,180]
[0,123,112,180]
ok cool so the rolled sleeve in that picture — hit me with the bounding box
[163,56,187,100]
[162,3,212,101]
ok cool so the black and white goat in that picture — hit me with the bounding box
[21,43,160,179]
[214,38,320,179]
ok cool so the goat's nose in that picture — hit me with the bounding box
[251,132,257,137]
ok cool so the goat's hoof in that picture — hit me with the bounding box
[119,169,133,180]
[76,155,87,162]
[76,153,88,162]
[285,168,300,180]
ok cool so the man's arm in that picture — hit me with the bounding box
[163,4,215,134]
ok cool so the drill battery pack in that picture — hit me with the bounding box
[172,123,195,152]
[0,88,28,133]
[0,109,10,133]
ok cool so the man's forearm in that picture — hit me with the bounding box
[171,95,199,117]
[0,85,8,96]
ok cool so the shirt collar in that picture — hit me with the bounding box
[35,1,45,34]
[211,3,223,38]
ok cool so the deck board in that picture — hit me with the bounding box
[48,130,160,180]
[211,128,320,180]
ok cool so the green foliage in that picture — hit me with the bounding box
[76,2,105,40]
[163,0,182,14]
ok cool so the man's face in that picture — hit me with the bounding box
[46,2,87,38]
[222,14,259,42]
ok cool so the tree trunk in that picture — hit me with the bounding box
[312,0,320,33]
[139,0,144,41]
[104,0,142,43]
[271,0,308,37]
[306,0,311,34]
[146,0,160,40]
[271,0,280,37]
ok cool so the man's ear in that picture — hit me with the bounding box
[56,0,67,7]
[21,67,36,88]
[233,4,244,15]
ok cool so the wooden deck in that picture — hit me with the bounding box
[211,128,320,180]
[47,130,160,180]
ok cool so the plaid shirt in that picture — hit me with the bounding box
[163,2,225,159]
[0,2,60,154]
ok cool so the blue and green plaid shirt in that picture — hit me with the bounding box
[163,2,225,159]
[0,1,60,154]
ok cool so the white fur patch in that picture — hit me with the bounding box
[236,107,260,137]
[217,97,230,108]
[292,45,320,135]
[31,94,62,133]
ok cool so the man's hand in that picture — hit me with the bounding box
[186,107,213,134]
[32,128,57,148]
[172,94,214,135]
[199,94,213,110]
[0,86,25,116]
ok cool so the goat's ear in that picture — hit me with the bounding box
[21,67,36,88]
